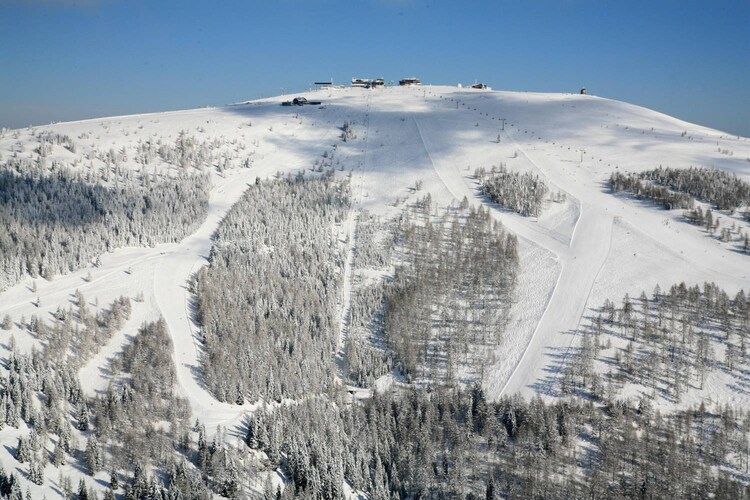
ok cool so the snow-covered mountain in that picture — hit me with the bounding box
[1,85,749,499]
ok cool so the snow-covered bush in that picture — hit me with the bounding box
[610,171,694,209]
[477,165,548,216]
[612,166,750,211]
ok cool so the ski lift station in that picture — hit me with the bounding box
[351,78,386,88]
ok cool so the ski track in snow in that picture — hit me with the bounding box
[414,87,750,398]
[152,168,262,433]
[335,210,358,382]
[410,111,582,397]
[335,93,370,385]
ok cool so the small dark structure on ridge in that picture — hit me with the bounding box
[281,97,322,106]
[352,78,386,88]
[352,78,371,88]
[399,77,421,86]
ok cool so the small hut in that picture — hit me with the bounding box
[352,78,372,88]
[399,77,421,86]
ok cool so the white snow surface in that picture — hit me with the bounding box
[1,85,750,496]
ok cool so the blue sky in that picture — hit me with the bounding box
[1,0,748,136]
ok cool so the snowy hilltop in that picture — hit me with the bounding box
[1,84,749,499]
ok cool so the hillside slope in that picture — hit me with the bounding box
[1,85,749,498]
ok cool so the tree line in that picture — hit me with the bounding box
[638,166,750,211]
[0,160,209,290]
[610,166,750,213]
[610,167,750,253]
[248,382,750,499]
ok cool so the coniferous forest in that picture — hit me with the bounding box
[2,168,750,498]
[564,282,750,402]
[249,376,750,499]
[0,316,247,500]
[4,297,750,500]
[637,166,750,210]
[609,170,694,209]
[0,148,210,291]
[194,172,350,403]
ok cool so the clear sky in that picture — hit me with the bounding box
[1,0,748,136]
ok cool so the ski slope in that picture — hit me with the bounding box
[2,84,750,444]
